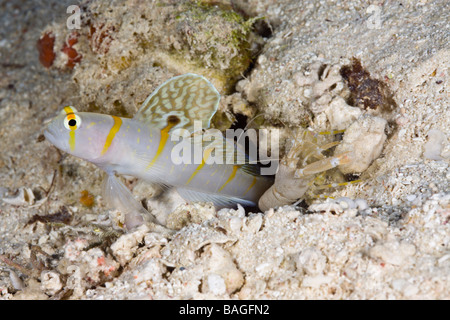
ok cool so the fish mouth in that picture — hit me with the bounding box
[43,127,60,147]
[43,128,55,143]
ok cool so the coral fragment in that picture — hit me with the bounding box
[61,32,82,69]
[36,32,56,68]
[340,58,397,112]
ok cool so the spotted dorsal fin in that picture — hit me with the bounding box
[134,73,220,133]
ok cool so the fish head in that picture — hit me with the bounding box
[44,106,117,162]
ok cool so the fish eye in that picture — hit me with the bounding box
[64,114,82,130]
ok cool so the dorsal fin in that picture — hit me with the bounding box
[134,73,220,133]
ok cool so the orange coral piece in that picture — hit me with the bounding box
[97,256,105,266]
[61,32,82,69]
[37,32,56,68]
[80,190,95,207]
[103,266,116,277]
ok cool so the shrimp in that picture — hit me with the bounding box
[258,128,355,211]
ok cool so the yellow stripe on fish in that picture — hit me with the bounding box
[185,146,214,185]
[146,115,180,170]
[243,176,257,196]
[64,106,76,115]
[218,165,239,192]
[63,106,78,151]
[101,115,122,156]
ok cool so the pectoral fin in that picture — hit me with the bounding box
[102,173,157,231]
[176,187,256,208]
